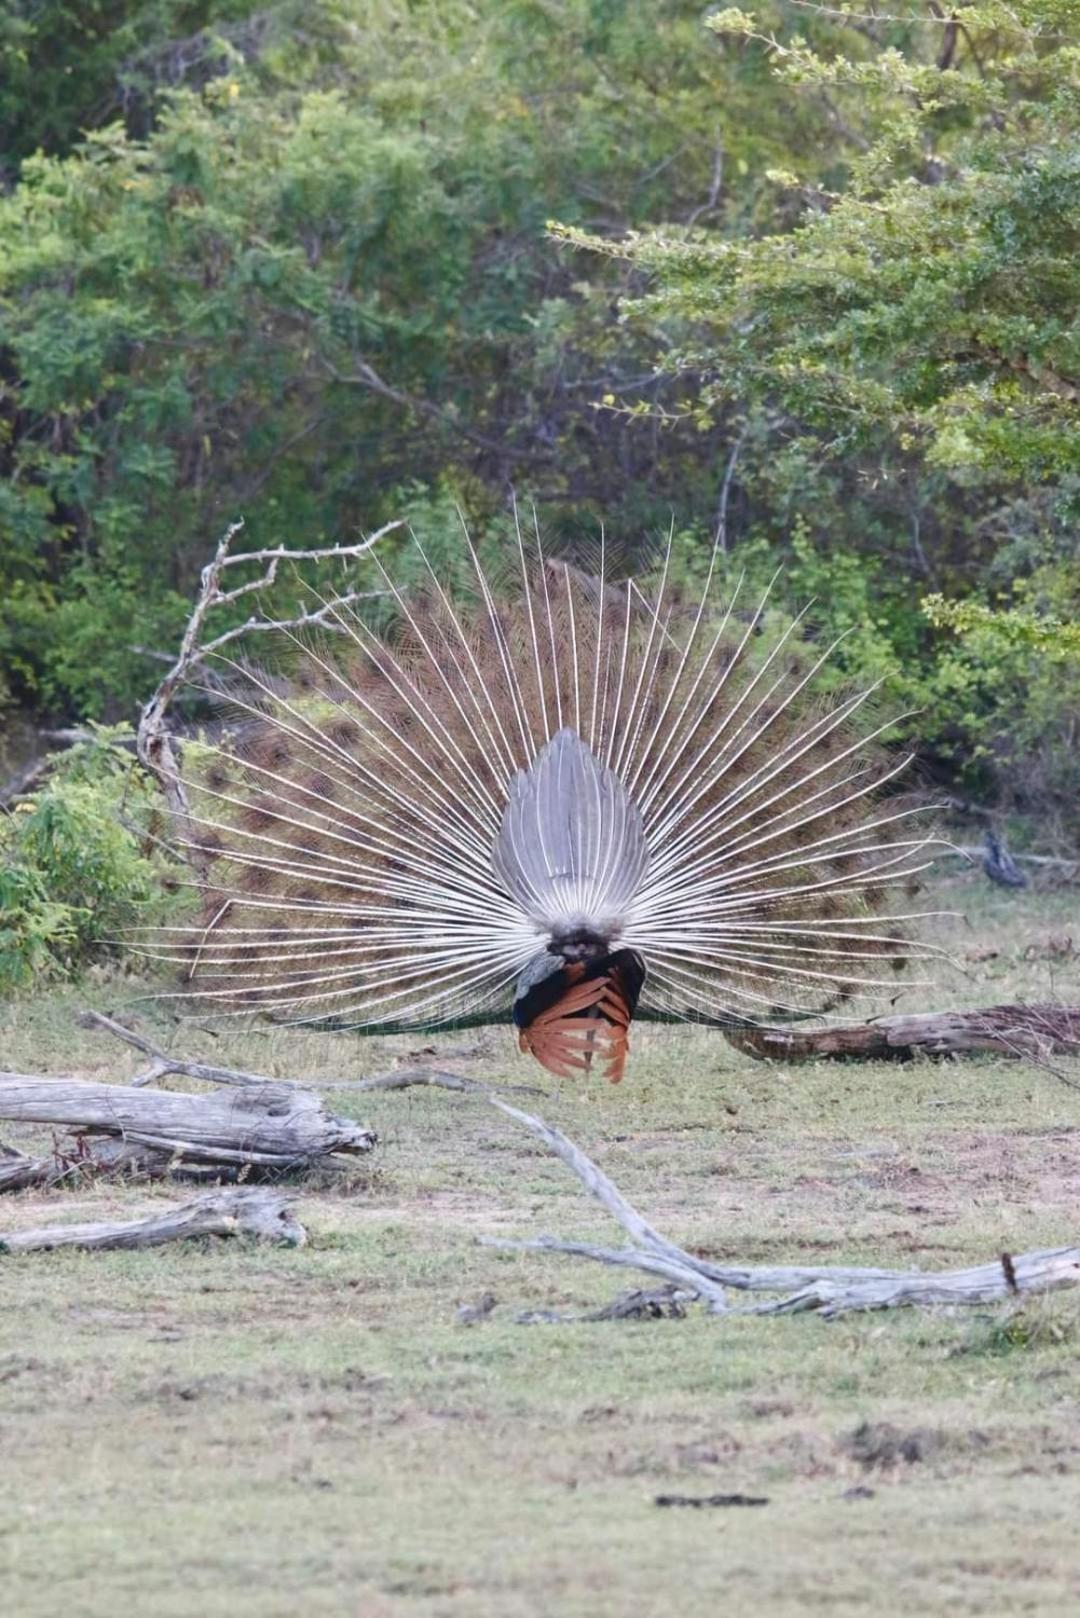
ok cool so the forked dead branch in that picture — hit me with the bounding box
[480,1096,1080,1319]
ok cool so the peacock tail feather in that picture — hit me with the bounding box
[133,527,940,1078]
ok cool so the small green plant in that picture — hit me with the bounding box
[951,1298,1078,1360]
[0,725,183,992]
[0,859,79,990]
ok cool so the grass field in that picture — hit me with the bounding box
[2,872,1079,1617]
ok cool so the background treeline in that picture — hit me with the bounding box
[1,0,1078,845]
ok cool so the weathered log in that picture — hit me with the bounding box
[0,1143,57,1194]
[0,1187,305,1254]
[0,1137,195,1193]
[760,1247,1080,1317]
[0,1074,375,1169]
[724,1003,1080,1063]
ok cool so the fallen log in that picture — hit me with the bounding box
[0,1073,376,1171]
[0,1143,58,1194]
[1,1137,196,1193]
[0,1186,305,1254]
[724,1003,1080,1064]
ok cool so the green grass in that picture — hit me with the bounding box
[1,872,1079,1617]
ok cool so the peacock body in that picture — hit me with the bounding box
[140,534,935,1080]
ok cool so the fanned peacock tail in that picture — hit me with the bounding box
[134,529,940,1079]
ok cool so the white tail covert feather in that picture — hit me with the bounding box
[132,525,941,1070]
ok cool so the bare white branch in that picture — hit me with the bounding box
[481,1097,1080,1320]
[1,1187,306,1254]
[135,516,403,864]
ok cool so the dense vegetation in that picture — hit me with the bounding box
[1,1,1078,867]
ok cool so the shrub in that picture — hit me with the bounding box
[0,726,183,991]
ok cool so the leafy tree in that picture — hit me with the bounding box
[2,0,841,716]
[563,0,1080,835]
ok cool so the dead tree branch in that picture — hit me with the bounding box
[329,1067,547,1098]
[480,1098,1080,1318]
[484,1098,729,1311]
[73,1015,544,1098]
[76,1009,313,1089]
[136,516,404,848]
[0,1187,305,1254]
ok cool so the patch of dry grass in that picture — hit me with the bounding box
[1,872,1079,1617]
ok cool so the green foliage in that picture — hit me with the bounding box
[0,1,270,173]
[590,0,1080,491]
[919,564,1080,836]
[0,728,181,991]
[0,862,80,992]
[0,0,1076,847]
[1,0,793,717]
[564,0,1080,837]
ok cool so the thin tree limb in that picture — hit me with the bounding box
[136,517,405,854]
[480,1097,1080,1319]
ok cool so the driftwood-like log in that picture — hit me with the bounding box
[725,1003,1080,1064]
[0,1187,305,1254]
[481,1099,1080,1319]
[758,1247,1080,1316]
[0,1073,375,1169]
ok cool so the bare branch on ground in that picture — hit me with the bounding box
[724,1004,1080,1068]
[0,1187,305,1254]
[480,1096,1080,1319]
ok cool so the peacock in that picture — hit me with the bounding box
[136,529,937,1081]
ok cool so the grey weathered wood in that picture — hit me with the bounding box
[725,1003,1080,1064]
[333,1067,546,1097]
[0,1143,58,1194]
[76,1008,328,1089]
[485,1097,728,1311]
[758,1246,1080,1317]
[0,1187,305,1254]
[481,1097,1080,1320]
[0,1073,375,1168]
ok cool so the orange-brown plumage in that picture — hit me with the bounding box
[515,950,645,1082]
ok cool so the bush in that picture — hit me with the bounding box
[0,726,183,992]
